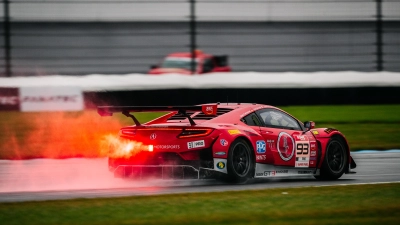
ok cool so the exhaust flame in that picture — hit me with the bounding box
[101,134,149,159]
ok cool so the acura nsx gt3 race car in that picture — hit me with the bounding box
[98,103,356,182]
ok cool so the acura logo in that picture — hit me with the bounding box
[150,133,156,140]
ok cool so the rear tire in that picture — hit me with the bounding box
[315,137,348,180]
[225,139,254,183]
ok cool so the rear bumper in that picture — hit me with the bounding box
[108,148,214,172]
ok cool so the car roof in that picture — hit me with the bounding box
[165,103,278,124]
[167,52,212,59]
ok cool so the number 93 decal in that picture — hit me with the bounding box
[296,143,309,155]
[295,142,310,167]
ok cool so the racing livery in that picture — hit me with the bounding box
[98,103,356,182]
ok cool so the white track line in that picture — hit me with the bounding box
[349,174,400,177]
[314,181,400,188]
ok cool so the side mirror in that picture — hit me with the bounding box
[304,121,315,129]
[150,65,158,69]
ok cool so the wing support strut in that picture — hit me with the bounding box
[122,111,141,126]
[178,109,196,126]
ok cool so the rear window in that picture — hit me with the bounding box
[241,113,262,126]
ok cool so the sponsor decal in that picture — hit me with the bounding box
[324,128,337,134]
[312,130,319,135]
[220,139,228,146]
[298,171,313,174]
[154,145,180,150]
[150,133,157,140]
[0,96,18,105]
[264,171,275,176]
[228,129,241,135]
[296,162,309,167]
[277,132,295,161]
[263,170,289,176]
[187,140,205,149]
[202,104,217,115]
[257,170,289,177]
[0,87,20,111]
[256,155,266,160]
[216,161,225,169]
[267,140,275,150]
[310,156,317,160]
[214,151,226,156]
[310,161,315,165]
[294,135,307,141]
[256,140,266,153]
[21,96,78,103]
[310,151,316,156]
[20,86,83,112]
[295,141,310,168]
[310,143,316,150]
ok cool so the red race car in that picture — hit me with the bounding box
[148,50,231,75]
[98,103,356,182]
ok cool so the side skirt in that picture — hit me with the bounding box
[254,163,319,178]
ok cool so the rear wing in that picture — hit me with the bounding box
[97,104,218,126]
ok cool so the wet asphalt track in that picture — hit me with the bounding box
[0,152,399,202]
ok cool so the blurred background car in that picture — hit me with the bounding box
[148,50,231,75]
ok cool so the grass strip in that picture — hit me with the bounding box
[280,104,400,123]
[0,183,399,225]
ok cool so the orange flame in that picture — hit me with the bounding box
[0,110,132,159]
[100,134,149,159]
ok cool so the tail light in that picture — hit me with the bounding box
[177,128,214,138]
[119,129,136,137]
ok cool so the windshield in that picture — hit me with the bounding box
[161,57,198,70]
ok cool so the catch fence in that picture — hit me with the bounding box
[0,0,399,76]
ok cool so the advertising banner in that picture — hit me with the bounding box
[0,88,20,111]
[20,86,83,112]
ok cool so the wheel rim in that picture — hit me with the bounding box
[326,140,345,173]
[232,143,250,176]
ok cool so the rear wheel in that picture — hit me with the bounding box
[226,139,254,183]
[315,137,348,180]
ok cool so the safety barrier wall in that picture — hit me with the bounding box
[0,86,84,111]
[2,86,400,112]
[85,87,400,108]
[1,72,400,111]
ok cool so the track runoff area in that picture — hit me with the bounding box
[0,151,399,202]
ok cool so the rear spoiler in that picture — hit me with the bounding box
[97,104,218,126]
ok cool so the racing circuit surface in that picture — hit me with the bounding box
[0,152,399,203]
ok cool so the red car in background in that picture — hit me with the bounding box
[98,103,356,182]
[148,51,231,75]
